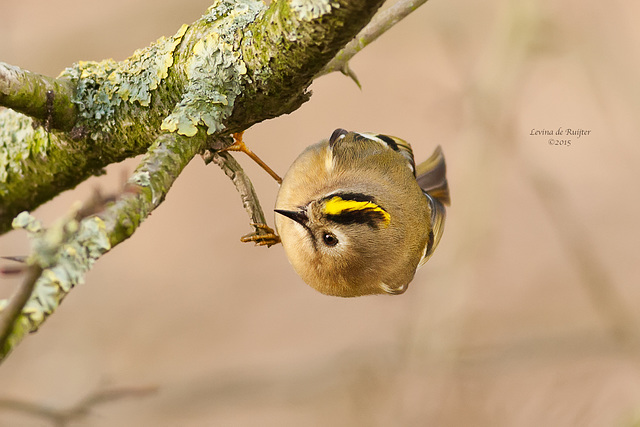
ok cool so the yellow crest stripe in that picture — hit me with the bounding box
[324,196,391,226]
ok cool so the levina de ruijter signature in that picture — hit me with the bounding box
[529,127,591,146]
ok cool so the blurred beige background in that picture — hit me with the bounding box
[1,0,640,425]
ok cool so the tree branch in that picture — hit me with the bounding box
[0,265,42,351]
[318,0,430,79]
[0,63,77,131]
[0,132,206,361]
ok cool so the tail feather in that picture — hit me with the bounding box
[416,146,450,206]
[416,146,449,267]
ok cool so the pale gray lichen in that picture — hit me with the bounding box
[130,169,164,204]
[290,0,339,20]
[0,109,51,189]
[59,24,189,138]
[131,170,151,187]
[161,0,265,136]
[0,211,111,339]
[12,210,43,233]
[114,24,189,107]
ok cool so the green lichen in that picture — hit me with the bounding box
[289,0,339,20]
[0,211,110,348]
[161,0,265,136]
[0,109,51,189]
[59,24,189,138]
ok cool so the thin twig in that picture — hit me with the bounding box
[0,256,27,263]
[206,150,279,246]
[318,0,431,79]
[0,256,28,275]
[0,385,157,426]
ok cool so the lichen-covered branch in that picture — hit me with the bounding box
[318,0,430,78]
[0,63,77,131]
[232,0,385,128]
[0,265,42,351]
[0,0,385,235]
[99,133,207,246]
[0,132,206,360]
[0,109,112,235]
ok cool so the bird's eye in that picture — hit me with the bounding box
[322,233,338,246]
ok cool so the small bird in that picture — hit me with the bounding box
[274,129,450,297]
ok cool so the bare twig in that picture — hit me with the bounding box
[318,0,431,79]
[0,256,28,275]
[0,385,157,426]
[206,150,279,247]
[0,256,27,263]
[0,265,26,276]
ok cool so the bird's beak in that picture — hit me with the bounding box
[275,209,308,226]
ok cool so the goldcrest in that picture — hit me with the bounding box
[274,129,450,297]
